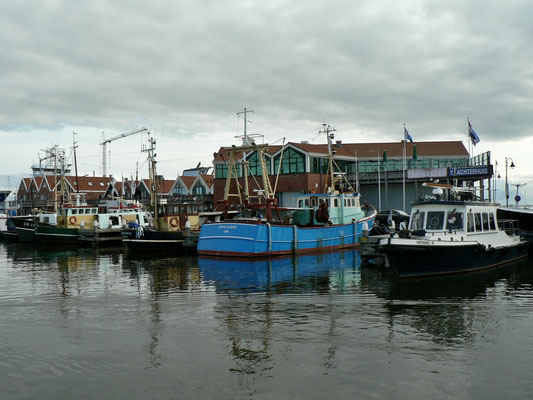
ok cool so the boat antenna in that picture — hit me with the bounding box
[237,107,254,145]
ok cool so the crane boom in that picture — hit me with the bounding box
[101,127,148,177]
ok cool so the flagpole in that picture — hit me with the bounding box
[402,125,406,211]
[377,150,381,210]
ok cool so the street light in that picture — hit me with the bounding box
[505,157,515,207]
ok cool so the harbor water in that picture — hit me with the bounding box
[2,242,533,399]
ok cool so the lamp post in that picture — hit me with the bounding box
[505,157,515,207]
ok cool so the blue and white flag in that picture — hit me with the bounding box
[404,126,414,143]
[468,121,480,146]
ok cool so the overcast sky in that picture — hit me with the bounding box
[2,1,533,201]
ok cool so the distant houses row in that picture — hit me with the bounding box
[16,173,214,215]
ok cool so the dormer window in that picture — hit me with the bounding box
[88,182,94,187]
[99,182,105,187]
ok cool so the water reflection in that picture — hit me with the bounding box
[198,249,362,294]
[361,259,533,345]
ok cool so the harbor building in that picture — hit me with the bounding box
[212,140,493,212]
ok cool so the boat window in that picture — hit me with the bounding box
[298,200,303,208]
[426,211,445,230]
[311,198,317,207]
[467,213,474,232]
[446,210,463,230]
[474,213,482,232]
[72,209,78,215]
[482,213,489,231]
[334,199,338,208]
[93,209,97,214]
[489,213,496,230]
[305,199,310,207]
[326,199,330,206]
[410,211,425,230]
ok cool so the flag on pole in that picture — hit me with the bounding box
[404,126,414,143]
[468,120,480,145]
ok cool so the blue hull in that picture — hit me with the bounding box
[197,218,374,257]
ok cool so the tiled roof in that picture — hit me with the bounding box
[64,176,114,192]
[157,179,175,194]
[342,141,468,159]
[213,141,468,162]
[199,174,214,188]
[180,176,196,189]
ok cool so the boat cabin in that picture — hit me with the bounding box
[409,201,502,235]
[292,193,365,226]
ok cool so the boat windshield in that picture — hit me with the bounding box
[446,210,464,230]
[426,211,445,230]
[410,211,425,230]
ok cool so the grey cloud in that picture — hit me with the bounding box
[1,0,533,142]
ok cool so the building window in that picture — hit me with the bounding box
[215,164,228,179]
[194,185,205,195]
[100,182,105,187]
[311,157,329,174]
[173,186,185,195]
[245,151,270,176]
[274,148,305,174]
[88,182,94,187]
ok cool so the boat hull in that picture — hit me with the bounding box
[12,217,41,242]
[197,218,373,257]
[379,240,529,278]
[35,226,80,244]
[122,228,186,251]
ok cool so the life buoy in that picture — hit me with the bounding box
[69,216,77,225]
[169,217,179,227]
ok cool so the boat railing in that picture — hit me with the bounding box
[498,219,520,236]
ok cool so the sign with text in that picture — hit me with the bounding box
[407,168,448,179]
[448,166,490,177]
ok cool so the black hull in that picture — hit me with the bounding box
[78,230,123,246]
[0,230,19,241]
[380,242,529,278]
[11,217,39,242]
[122,229,187,252]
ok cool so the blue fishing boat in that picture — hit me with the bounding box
[197,123,376,257]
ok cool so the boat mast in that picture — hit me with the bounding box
[143,135,158,228]
[321,124,337,193]
[72,132,79,193]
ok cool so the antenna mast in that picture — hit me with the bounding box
[237,108,254,145]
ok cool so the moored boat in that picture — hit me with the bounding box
[197,123,376,258]
[35,199,151,245]
[378,183,528,278]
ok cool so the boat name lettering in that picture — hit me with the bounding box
[416,240,430,245]
[218,225,237,229]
